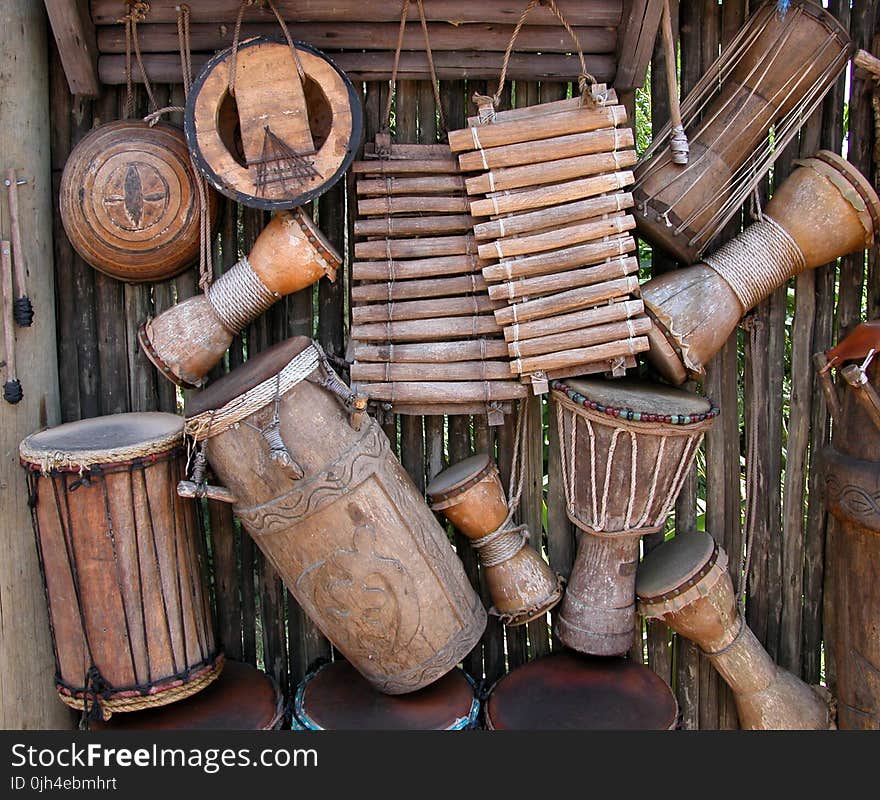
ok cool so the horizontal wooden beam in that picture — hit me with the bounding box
[96,22,617,55]
[90,0,624,27]
[45,0,99,96]
[98,51,615,84]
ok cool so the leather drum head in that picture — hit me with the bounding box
[563,377,711,416]
[426,454,492,502]
[486,652,677,730]
[637,530,717,600]
[90,662,282,730]
[293,660,477,730]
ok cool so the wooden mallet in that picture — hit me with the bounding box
[5,170,33,326]
[1,240,22,403]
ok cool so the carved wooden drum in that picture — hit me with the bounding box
[59,121,216,282]
[427,454,562,626]
[183,337,486,694]
[292,660,479,730]
[89,661,283,730]
[485,652,678,730]
[552,377,717,656]
[637,530,832,729]
[20,413,222,720]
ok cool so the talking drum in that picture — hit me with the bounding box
[59,121,217,283]
[89,661,284,730]
[182,337,486,694]
[633,1,850,263]
[642,151,880,385]
[552,377,717,656]
[637,531,832,730]
[484,652,678,730]
[292,660,479,730]
[140,207,340,388]
[19,413,222,720]
[427,454,562,626]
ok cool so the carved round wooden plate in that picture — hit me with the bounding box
[185,37,363,210]
[60,120,215,283]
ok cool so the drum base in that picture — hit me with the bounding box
[554,606,635,657]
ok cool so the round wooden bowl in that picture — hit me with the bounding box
[59,120,216,283]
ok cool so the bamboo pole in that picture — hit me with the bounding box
[502,298,645,342]
[351,339,509,362]
[482,236,634,281]
[352,253,482,281]
[489,256,639,302]
[351,294,500,323]
[351,273,488,302]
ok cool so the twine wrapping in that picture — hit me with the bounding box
[471,524,529,569]
[207,256,278,334]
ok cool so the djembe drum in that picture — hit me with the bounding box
[484,652,678,730]
[140,207,340,388]
[641,151,880,384]
[182,336,486,694]
[637,531,832,730]
[633,1,850,263]
[292,660,479,730]
[552,377,718,656]
[427,454,562,626]
[19,413,222,720]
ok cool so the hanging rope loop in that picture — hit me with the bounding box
[119,1,159,118]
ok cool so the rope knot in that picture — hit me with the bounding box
[118,1,151,24]
[261,415,304,479]
[578,73,598,107]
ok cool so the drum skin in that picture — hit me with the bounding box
[59,121,217,283]
[292,660,479,730]
[186,337,486,694]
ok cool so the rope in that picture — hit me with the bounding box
[471,524,529,568]
[207,256,278,334]
[119,2,158,118]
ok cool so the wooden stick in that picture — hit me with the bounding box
[362,143,453,160]
[448,105,627,153]
[474,192,633,241]
[351,294,500,324]
[352,159,460,175]
[5,171,32,326]
[358,196,471,216]
[351,339,509,363]
[354,215,474,237]
[351,361,513,382]
[493,276,640,326]
[470,170,633,217]
[544,356,637,381]
[840,364,880,433]
[854,49,880,79]
[508,316,653,359]
[359,380,528,402]
[489,256,639,302]
[465,149,638,194]
[661,0,688,164]
[356,175,466,196]
[466,92,619,125]
[459,127,634,172]
[177,481,237,504]
[351,315,502,341]
[502,298,645,342]
[386,401,513,416]
[351,274,488,302]
[511,335,650,376]
[0,241,21,404]
[478,214,635,260]
[482,236,634,282]
[352,254,482,281]
[354,234,476,260]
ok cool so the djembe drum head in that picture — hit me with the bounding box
[426,454,494,502]
[59,121,216,283]
[89,662,282,730]
[485,652,677,730]
[562,377,713,419]
[637,530,718,601]
[293,661,479,730]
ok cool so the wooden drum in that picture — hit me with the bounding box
[19,413,222,720]
[140,207,340,388]
[637,530,832,730]
[89,661,283,730]
[427,454,562,626]
[292,660,479,730]
[60,121,217,283]
[485,652,678,730]
[183,337,486,694]
[552,377,717,656]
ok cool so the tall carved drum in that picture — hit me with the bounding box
[183,337,486,694]
[637,531,832,730]
[20,413,222,720]
[552,377,717,655]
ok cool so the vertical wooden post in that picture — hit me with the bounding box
[0,0,72,728]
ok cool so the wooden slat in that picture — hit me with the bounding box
[45,0,99,96]
[615,0,664,90]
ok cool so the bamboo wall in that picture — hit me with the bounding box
[46,0,879,728]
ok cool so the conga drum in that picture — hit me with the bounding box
[183,336,486,694]
[427,454,562,626]
[89,661,284,730]
[633,1,850,263]
[552,377,717,655]
[140,207,340,388]
[19,413,222,720]
[292,660,479,730]
[484,652,678,730]
[641,151,880,384]
[637,530,832,730]
[59,121,217,282]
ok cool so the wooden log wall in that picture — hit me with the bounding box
[45,0,879,728]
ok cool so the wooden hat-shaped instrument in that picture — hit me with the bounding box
[140,207,340,388]
[642,151,880,384]
[185,36,362,209]
[637,531,832,729]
